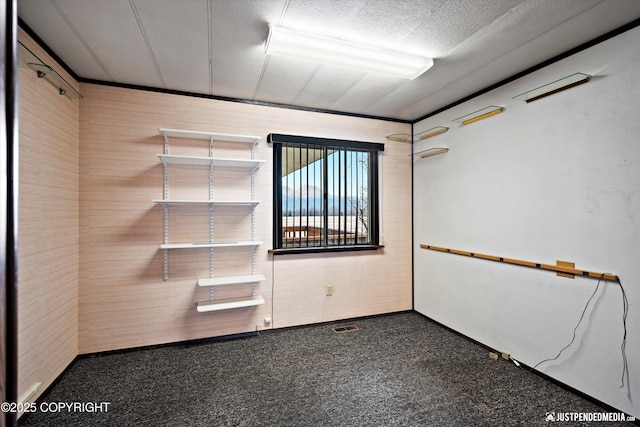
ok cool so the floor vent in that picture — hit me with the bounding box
[332,325,359,333]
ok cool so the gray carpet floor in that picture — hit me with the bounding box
[19,312,633,426]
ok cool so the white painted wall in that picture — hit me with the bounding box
[413,26,640,417]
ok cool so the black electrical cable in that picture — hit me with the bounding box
[531,274,629,388]
[616,277,629,388]
[531,275,603,372]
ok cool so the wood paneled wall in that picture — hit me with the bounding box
[78,83,412,353]
[17,29,79,406]
[18,25,412,372]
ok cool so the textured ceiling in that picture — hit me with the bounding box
[17,0,640,122]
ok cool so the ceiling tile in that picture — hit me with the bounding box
[328,74,406,116]
[18,0,112,81]
[52,0,163,87]
[208,0,287,100]
[133,0,210,94]
[291,67,367,111]
[255,55,323,105]
[279,0,368,38]
[348,0,446,49]
[402,0,523,57]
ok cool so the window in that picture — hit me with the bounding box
[269,134,384,254]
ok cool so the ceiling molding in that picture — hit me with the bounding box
[78,77,412,124]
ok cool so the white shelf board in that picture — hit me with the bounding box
[196,295,265,312]
[212,158,265,169]
[153,199,259,207]
[158,154,212,166]
[160,241,263,250]
[158,154,264,169]
[197,274,266,287]
[158,128,261,144]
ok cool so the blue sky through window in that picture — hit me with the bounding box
[283,150,368,198]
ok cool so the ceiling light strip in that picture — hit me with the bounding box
[265,26,433,79]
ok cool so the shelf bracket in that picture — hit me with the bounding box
[163,251,168,281]
[163,204,169,280]
[209,135,215,282]
[162,135,170,279]
[18,41,82,99]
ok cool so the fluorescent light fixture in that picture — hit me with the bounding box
[453,106,504,125]
[513,73,591,103]
[415,126,448,140]
[265,26,433,79]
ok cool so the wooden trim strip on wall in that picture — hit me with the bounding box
[420,244,619,282]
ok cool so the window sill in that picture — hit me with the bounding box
[268,245,384,255]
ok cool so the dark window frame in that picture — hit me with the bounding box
[268,134,384,255]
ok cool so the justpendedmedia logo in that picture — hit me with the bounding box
[545,411,635,422]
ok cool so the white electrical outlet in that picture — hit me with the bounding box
[326,284,333,296]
